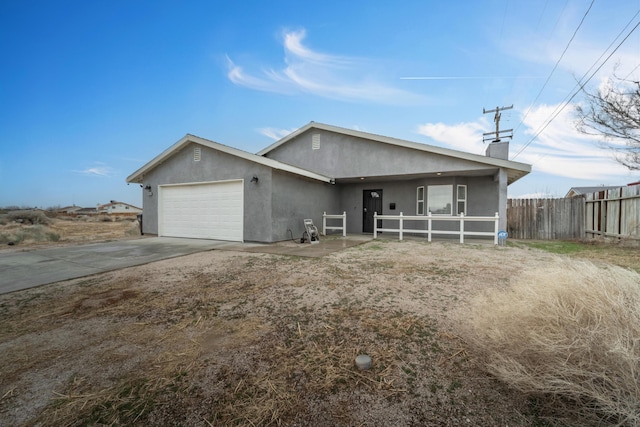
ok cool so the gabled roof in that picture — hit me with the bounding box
[126,134,333,184]
[97,201,141,210]
[257,122,531,184]
[565,185,624,198]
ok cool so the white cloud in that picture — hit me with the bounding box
[226,28,426,105]
[416,103,635,183]
[74,162,116,177]
[515,103,632,181]
[513,192,556,199]
[258,127,296,141]
[417,117,491,155]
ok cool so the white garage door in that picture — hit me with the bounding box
[159,180,243,241]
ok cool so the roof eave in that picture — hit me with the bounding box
[257,121,532,172]
[126,134,333,185]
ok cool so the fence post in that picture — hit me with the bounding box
[427,211,432,242]
[459,212,465,243]
[342,211,347,237]
[494,212,499,245]
[399,212,404,241]
[322,212,327,236]
[373,212,378,239]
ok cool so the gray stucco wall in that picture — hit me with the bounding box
[264,128,509,234]
[337,175,499,234]
[270,170,339,241]
[139,142,274,242]
[264,129,495,178]
[137,134,508,242]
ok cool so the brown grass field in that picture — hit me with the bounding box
[0,218,639,426]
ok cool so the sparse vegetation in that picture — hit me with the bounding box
[7,210,51,225]
[0,215,137,247]
[2,223,640,425]
[0,224,60,245]
[457,257,640,426]
[510,239,640,273]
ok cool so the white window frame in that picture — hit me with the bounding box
[427,185,453,215]
[456,185,467,215]
[416,186,425,215]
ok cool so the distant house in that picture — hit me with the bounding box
[566,182,640,198]
[565,186,622,198]
[97,201,142,215]
[56,205,82,214]
[74,207,99,215]
[127,122,531,243]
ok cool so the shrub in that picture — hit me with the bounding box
[7,210,51,225]
[457,257,640,425]
[125,220,141,236]
[0,230,25,245]
[0,225,60,245]
[46,231,60,241]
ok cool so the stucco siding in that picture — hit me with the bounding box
[264,129,496,178]
[270,170,339,241]
[337,176,500,234]
[139,142,273,242]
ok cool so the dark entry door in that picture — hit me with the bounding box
[363,189,383,233]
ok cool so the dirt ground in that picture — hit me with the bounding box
[0,222,638,426]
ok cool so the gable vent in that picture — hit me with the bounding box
[312,134,320,150]
[194,147,201,161]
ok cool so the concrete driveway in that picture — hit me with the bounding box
[0,237,259,294]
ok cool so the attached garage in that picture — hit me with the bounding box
[126,134,334,242]
[158,180,244,242]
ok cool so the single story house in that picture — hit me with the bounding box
[566,181,640,198]
[565,186,623,198]
[126,122,531,242]
[97,201,142,215]
[56,205,82,215]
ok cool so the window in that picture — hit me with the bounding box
[457,185,467,215]
[427,185,452,215]
[416,186,424,215]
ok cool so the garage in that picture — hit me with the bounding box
[158,180,243,241]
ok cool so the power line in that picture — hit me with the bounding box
[624,62,640,80]
[513,17,640,160]
[514,0,594,136]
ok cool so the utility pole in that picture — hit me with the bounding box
[482,105,513,143]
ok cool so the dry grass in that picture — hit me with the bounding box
[1,240,533,426]
[0,216,139,249]
[457,257,640,426]
[2,231,639,426]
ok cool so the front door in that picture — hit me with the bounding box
[363,189,383,233]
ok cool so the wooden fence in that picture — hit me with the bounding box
[508,186,640,241]
[507,198,585,240]
[585,185,640,240]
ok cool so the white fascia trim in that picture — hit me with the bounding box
[257,121,531,173]
[126,134,332,184]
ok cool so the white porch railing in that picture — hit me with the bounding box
[374,212,500,244]
[322,211,347,237]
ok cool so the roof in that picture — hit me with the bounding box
[97,201,141,210]
[565,185,627,198]
[126,134,333,184]
[257,122,532,185]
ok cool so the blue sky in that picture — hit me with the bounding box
[1,0,639,209]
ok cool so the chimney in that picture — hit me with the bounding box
[485,140,509,160]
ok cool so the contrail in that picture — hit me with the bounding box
[400,76,542,80]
